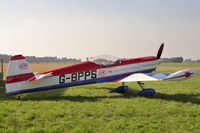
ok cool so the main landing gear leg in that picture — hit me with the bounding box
[17,95,21,100]
[133,82,156,97]
[109,82,129,93]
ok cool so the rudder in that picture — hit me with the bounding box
[6,55,34,95]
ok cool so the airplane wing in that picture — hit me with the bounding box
[115,69,196,82]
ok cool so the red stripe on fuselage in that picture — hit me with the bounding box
[6,73,34,84]
[120,56,156,65]
[42,61,100,76]
[41,56,157,76]
[10,55,25,61]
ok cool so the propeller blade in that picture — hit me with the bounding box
[157,43,164,59]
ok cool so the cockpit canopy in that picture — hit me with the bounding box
[90,55,122,67]
[92,59,122,67]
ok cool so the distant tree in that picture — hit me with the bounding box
[0,54,11,63]
[171,57,183,63]
[0,54,80,63]
[162,57,184,63]
[162,58,171,63]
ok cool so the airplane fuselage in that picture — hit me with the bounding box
[6,56,159,95]
[6,43,196,97]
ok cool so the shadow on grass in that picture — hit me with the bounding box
[148,92,200,105]
[0,83,135,102]
[1,81,200,105]
[19,86,136,102]
[20,88,200,105]
[22,95,127,102]
[22,88,66,100]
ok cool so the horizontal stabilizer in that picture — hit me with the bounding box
[30,72,53,82]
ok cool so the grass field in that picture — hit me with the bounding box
[0,63,200,133]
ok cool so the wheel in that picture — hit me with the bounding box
[109,86,129,93]
[133,88,156,97]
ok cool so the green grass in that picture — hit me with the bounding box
[159,62,200,67]
[0,63,200,132]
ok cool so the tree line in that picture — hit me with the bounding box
[163,57,200,63]
[162,57,184,63]
[0,54,81,63]
[0,54,199,63]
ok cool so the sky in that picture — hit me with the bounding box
[0,0,200,60]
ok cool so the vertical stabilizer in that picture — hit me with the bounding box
[6,55,34,95]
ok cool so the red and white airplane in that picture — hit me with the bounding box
[5,44,196,96]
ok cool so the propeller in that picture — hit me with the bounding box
[156,43,164,59]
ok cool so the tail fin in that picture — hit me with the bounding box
[6,55,34,95]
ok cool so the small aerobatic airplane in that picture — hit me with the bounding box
[5,44,196,97]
